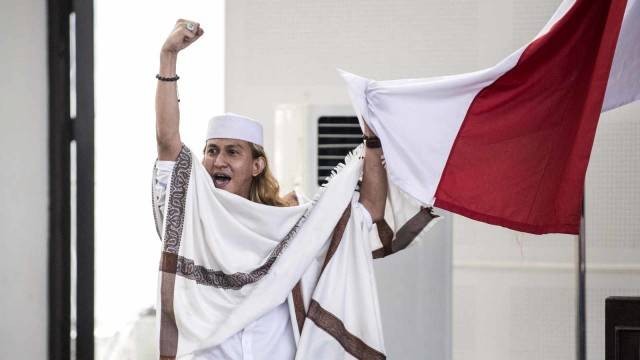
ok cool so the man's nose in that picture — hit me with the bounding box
[213,153,228,168]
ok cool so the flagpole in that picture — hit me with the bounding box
[577,196,586,360]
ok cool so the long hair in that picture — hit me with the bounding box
[249,143,291,207]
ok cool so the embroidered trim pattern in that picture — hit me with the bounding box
[292,281,306,334]
[172,214,306,289]
[320,205,352,273]
[307,299,386,360]
[163,145,192,254]
[156,143,311,289]
[158,144,191,359]
[372,207,440,259]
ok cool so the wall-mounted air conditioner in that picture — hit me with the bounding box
[273,104,362,199]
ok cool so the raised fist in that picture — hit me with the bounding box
[161,19,205,54]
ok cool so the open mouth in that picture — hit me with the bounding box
[212,173,232,188]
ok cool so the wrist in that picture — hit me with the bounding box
[159,51,178,76]
[160,50,177,62]
[362,134,381,149]
[160,48,178,58]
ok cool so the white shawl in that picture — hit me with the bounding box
[152,144,441,359]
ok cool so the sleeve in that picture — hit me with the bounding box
[352,195,374,232]
[152,160,176,239]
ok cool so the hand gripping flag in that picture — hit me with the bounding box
[341,0,639,235]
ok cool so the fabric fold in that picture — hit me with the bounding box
[153,143,441,359]
[339,0,638,235]
[154,143,360,357]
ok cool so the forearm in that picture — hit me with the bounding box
[156,50,182,160]
[359,143,388,222]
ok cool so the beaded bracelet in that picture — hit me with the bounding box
[156,74,180,81]
[156,74,181,102]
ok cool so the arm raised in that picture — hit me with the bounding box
[156,19,204,160]
[358,121,387,222]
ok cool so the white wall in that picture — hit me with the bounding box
[0,0,48,358]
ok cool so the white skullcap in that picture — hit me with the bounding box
[206,112,264,146]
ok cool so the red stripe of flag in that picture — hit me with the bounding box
[434,0,628,234]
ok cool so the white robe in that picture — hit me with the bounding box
[152,160,375,359]
[151,144,442,359]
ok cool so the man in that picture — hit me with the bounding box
[153,20,390,359]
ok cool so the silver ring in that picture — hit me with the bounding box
[186,22,196,32]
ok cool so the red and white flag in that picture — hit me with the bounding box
[341,0,639,235]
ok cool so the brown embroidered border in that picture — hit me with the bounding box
[156,143,308,289]
[375,218,394,257]
[307,299,386,360]
[303,205,387,359]
[392,206,439,252]
[158,145,192,359]
[320,205,352,272]
[162,145,192,255]
[372,207,439,259]
[158,210,306,289]
[292,281,306,334]
[290,204,351,335]
[159,270,178,359]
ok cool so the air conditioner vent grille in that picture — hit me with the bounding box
[317,116,361,185]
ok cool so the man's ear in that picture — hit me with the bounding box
[252,157,266,177]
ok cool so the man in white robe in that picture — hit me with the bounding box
[151,117,377,359]
[152,19,431,360]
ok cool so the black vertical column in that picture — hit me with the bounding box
[48,0,72,358]
[48,0,94,358]
[73,0,95,358]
